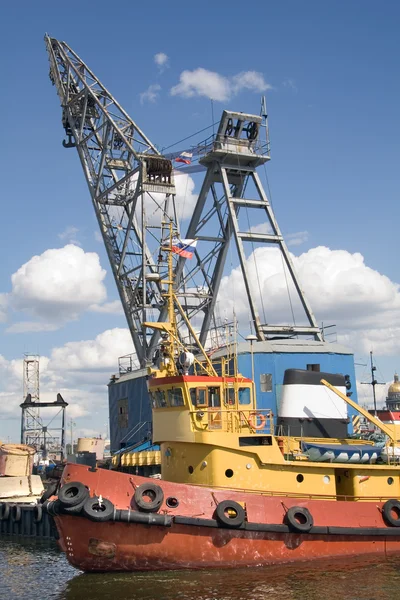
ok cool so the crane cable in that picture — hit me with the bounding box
[161,121,219,152]
[261,161,297,330]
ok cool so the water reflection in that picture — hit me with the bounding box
[63,557,400,600]
[0,538,75,600]
[2,538,400,600]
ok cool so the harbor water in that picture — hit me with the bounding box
[2,538,400,600]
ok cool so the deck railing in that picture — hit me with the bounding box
[189,408,274,434]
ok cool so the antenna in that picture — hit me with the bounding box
[360,351,385,416]
[260,95,269,149]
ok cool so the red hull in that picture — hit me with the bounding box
[54,464,400,572]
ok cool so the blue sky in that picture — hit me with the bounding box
[0,1,399,440]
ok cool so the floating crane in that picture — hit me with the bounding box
[45,36,322,368]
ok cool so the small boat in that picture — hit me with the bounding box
[303,442,380,463]
[44,226,400,572]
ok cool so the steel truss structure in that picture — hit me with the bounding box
[20,355,68,460]
[21,355,41,442]
[46,37,321,367]
[176,111,322,344]
[45,36,179,366]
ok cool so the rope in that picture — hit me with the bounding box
[161,121,219,152]
[281,251,296,328]
[0,444,35,456]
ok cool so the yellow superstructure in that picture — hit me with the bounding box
[141,222,400,503]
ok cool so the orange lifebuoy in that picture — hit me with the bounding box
[249,411,266,430]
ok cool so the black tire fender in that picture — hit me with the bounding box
[44,499,61,516]
[215,500,245,528]
[11,504,22,523]
[382,499,400,527]
[0,502,10,521]
[33,504,43,524]
[134,483,164,513]
[58,481,89,508]
[61,499,86,516]
[40,482,58,504]
[82,496,114,522]
[285,506,314,533]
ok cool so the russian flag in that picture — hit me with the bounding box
[171,237,197,259]
[175,151,193,165]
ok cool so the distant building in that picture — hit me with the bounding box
[374,373,400,424]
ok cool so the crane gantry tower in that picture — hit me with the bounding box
[45,36,322,367]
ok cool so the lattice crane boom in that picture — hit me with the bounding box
[45,35,177,366]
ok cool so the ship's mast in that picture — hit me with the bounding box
[144,221,217,378]
[361,351,386,416]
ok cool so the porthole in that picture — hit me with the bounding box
[388,477,394,485]
[166,496,179,508]
[188,466,194,474]
[296,474,304,483]
[225,469,234,478]
[323,475,330,484]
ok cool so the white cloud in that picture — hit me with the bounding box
[124,171,198,226]
[286,231,309,247]
[58,226,80,245]
[140,84,161,104]
[171,68,271,101]
[283,78,298,92]
[6,321,60,333]
[218,245,400,356]
[171,68,231,101]
[0,327,135,440]
[231,71,271,94]
[49,328,134,372]
[248,222,273,235]
[174,173,198,221]
[90,300,124,315]
[154,52,169,71]
[10,245,107,324]
[94,230,103,243]
[244,224,308,247]
[0,294,8,322]
[293,247,400,331]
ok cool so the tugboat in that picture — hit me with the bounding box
[45,226,400,571]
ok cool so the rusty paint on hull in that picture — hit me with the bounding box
[55,463,400,572]
[56,517,391,572]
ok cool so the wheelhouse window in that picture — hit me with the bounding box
[225,387,235,405]
[196,388,207,407]
[189,388,197,406]
[208,387,221,408]
[153,390,167,408]
[168,387,184,407]
[238,387,251,405]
